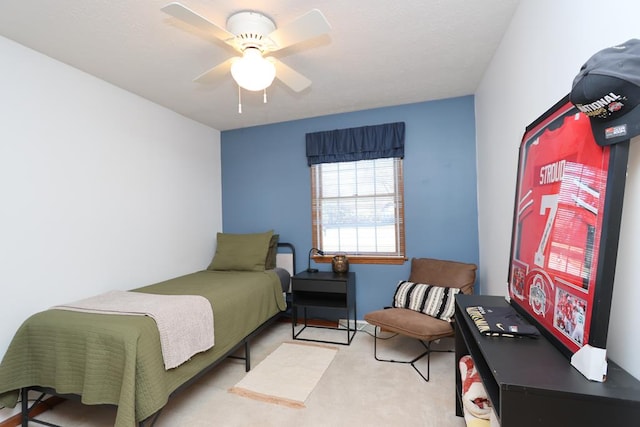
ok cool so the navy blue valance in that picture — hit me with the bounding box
[305,122,405,166]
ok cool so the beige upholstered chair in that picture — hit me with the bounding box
[364,258,477,381]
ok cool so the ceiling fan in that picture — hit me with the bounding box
[161,2,331,93]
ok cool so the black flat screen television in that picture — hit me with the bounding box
[507,94,629,358]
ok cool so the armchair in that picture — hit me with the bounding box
[364,257,477,381]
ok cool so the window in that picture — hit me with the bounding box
[311,157,405,264]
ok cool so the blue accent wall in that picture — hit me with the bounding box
[221,96,479,319]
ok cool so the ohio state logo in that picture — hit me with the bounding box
[608,101,624,113]
[529,273,547,317]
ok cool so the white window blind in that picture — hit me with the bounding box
[311,157,405,259]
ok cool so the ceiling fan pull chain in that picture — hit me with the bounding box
[238,85,242,114]
[263,89,268,104]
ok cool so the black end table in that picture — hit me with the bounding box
[290,271,356,345]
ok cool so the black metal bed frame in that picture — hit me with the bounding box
[19,242,297,427]
[20,311,280,427]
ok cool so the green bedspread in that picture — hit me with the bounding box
[0,270,286,427]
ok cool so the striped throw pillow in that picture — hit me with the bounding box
[393,281,460,322]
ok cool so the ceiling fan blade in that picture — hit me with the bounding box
[268,9,331,51]
[193,57,237,84]
[271,58,312,92]
[161,2,235,44]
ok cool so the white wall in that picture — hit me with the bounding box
[0,36,222,358]
[476,0,640,379]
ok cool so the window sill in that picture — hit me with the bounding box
[314,256,407,266]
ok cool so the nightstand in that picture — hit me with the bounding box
[291,271,356,345]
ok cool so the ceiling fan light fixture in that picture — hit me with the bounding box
[231,47,276,91]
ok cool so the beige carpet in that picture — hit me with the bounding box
[11,322,467,426]
[229,341,338,408]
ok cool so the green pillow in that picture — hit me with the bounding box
[265,234,280,270]
[208,230,274,271]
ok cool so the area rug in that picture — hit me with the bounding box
[229,341,338,408]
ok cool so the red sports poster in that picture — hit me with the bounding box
[508,97,623,355]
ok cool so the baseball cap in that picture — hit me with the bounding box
[570,38,640,146]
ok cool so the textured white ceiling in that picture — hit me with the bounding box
[0,0,520,131]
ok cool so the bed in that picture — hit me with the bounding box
[0,231,294,427]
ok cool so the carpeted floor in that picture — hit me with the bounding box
[24,321,467,427]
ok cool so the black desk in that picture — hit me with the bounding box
[454,294,640,427]
[290,271,356,345]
